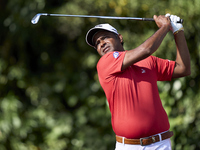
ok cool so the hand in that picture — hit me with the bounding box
[165,13,184,34]
[153,15,171,29]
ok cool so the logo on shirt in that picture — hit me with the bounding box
[141,69,146,73]
[113,52,119,58]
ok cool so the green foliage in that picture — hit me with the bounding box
[0,0,199,149]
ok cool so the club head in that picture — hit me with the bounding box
[31,14,41,24]
[31,13,49,24]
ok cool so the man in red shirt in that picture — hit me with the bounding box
[86,14,190,149]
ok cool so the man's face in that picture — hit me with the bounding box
[93,30,123,56]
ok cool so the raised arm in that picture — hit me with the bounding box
[169,15,191,78]
[122,15,171,70]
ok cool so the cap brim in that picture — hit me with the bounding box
[86,28,102,48]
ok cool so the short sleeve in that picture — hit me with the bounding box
[97,51,126,82]
[151,56,176,81]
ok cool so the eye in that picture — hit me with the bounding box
[94,35,110,48]
[102,36,106,40]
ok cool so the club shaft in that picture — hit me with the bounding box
[31,13,183,24]
[48,13,153,21]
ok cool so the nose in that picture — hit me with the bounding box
[100,41,106,48]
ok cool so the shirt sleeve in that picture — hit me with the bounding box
[152,56,176,81]
[97,51,126,82]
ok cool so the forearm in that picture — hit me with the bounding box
[122,25,169,70]
[141,25,170,55]
[173,31,191,78]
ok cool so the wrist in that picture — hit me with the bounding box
[161,23,171,32]
[173,27,184,35]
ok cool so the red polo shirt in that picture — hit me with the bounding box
[97,51,175,139]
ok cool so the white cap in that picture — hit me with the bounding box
[86,23,118,48]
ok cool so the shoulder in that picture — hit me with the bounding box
[97,51,126,77]
[97,51,126,67]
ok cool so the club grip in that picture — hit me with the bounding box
[142,18,154,21]
[142,18,183,24]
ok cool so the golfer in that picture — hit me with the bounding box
[86,14,190,150]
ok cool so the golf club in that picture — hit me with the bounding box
[31,13,183,24]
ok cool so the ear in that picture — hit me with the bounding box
[118,34,123,44]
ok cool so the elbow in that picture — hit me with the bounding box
[145,48,152,56]
[138,43,156,58]
[141,47,152,58]
[184,63,191,76]
[173,64,191,78]
[174,61,191,77]
[182,66,191,76]
[141,42,158,56]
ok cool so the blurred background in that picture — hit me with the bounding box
[0,0,199,149]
